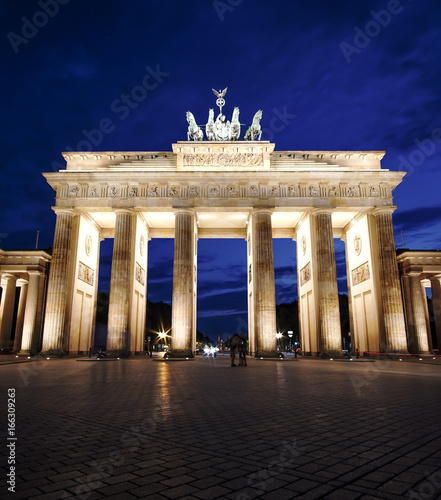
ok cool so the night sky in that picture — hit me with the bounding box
[2,0,441,337]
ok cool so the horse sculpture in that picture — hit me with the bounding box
[206,109,216,141]
[244,110,263,141]
[230,107,241,141]
[186,111,204,141]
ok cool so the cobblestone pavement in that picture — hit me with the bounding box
[1,354,441,500]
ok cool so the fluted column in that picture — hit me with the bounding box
[170,209,195,357]
[42,209,75,354]
[404,274,430,353]
[430,277,441,351]
[13,279,28,352]
[253,209,277,356]
[19,272,41,355]
[342,235,355,352]
[374,209,408,352]
[314,210,342,355]
[0,274,18,351]
[107,210,134,356]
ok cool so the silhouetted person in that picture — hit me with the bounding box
[238,333,247,366]
[229,334,240,366]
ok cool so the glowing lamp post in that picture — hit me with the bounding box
[288,330,293,351]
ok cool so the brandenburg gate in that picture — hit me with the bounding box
[39,95,414,357]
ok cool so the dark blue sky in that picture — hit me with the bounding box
[2,0,441,336]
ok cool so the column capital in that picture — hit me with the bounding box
[27,270,43,277]
[371,206,397,216]
[407,271,422,278]
[114,208,135,216]
[52,208,76,216]
[1,274,18,282]
[312,208,334,216]
[252,208,274,216]
[17,278,29,286]
[173,208,195,216]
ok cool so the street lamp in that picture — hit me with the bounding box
[275,332,283,352]
[287,330,293,352]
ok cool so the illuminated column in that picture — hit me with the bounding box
[13,279,28,352]
[19,272,41,354]
[170,209,196,357]
[402,274,430,353]
[42,209,75,354]
[374,209,408,352]
[107,209,134,356]
[314,210,342,355]
[340,233,355,352]
[253,209,277,356]
[421,282,433,353]
[430,277,441,351]
[247,213,256,355]
[0,275,18,350]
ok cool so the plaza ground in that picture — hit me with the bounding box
[1,354,441,499]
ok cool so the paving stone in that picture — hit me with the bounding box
[128,482,169,497]
[287,478,322,493]
[2,356,441,500]
[192,485,233,499]
[159,483,199,498]
[324,489,362,499]
[161,474,196,487]
[189,476,225,489]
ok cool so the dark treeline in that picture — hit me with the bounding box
[96,292,352,346]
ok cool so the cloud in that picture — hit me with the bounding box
[393,205,441,233]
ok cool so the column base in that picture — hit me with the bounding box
[40,349,65,358]
[17,350,33,357]
[320,351,342,358]
[166,349,194,359]
[105,350,130,358]
[255,350,283,359]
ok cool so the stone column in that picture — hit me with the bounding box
[170,209,195,357]
[13,279,28,352]
[42,209,75,354]
[374,209,408,352]
[0,274,18,351]
[107,210,134,356]
[19,272,41,355]
[421,282,433,353]
[430,277,441,351]
[342,234,355,352]
[402,274,430,353]
[253,209,277,357]
[314,210,342,355]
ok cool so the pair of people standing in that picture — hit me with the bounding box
[227,333,247,367]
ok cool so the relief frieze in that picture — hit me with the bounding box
[352,262,370,286]
[135,262,145,286]
[78,262,94,286]
[300,262,311,287]
[183,153,264,168]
